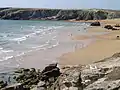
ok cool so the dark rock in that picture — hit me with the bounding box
[42,68,60,78]
[23,69,30,72]
[30,68,36,72]
[104,25,113,29]
[0,81,7,89]
[112,28,118,30]
[0,80,4,84]
[90,22,101,26]
[41,63,57,73]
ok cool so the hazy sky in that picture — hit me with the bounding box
[0,0,120,10]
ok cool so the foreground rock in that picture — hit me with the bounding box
[0,80,7,89]
[10,63,61,90]
[49,52,120,90]
[35,63,61,90]
[2,53,120,90]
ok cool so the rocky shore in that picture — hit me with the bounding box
[1,8,120,20]
[1,52,120,90]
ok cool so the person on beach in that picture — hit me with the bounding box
[68,33,72,37]
[74,44,78,51]
[8,76,11,83]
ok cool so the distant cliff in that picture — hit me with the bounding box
[0,8,120,20]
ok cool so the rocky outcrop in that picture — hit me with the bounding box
[104,24,120,30]
[2,53,120,90]
[49,53,120,90]
[0,80,7,89]
[10,63,60,90]
[1,8,120,20]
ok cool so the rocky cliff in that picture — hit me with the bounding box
[1,8,120,20]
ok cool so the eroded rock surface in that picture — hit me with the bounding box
[2,53,120,90]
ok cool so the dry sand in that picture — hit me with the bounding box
[59,19,120,66]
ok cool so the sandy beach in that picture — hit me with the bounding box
[59,19,120,66]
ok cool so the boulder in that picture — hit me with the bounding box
[90,22,101,26]
[50,66,83,90]
[112,27,119,30]
[41,63,61,82]
[41,63,57,73]
[42,68,60,78]
[0,80,7,89]
[104,25,113,29]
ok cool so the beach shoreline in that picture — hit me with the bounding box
[59,19,120,67]
[16,25,91,69]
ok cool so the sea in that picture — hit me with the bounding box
[0,20,92,72]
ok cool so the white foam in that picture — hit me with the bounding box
[46,40,50,44]
[3,56,14,61]
[48,41,59,49]
[0,48,3,50]
[11,36,27,42]
[16,52,25,57]
[32,43,49,49]
[1,50,13,53]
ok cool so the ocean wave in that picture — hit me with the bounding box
[48,41,59,49]
[3,56,14,61]
[11,36,27,42]
[32,43,49,49]
[1,50,14,53]
[0,49,14,54]
[9,25,63,43]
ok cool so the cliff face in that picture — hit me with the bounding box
[1,8,120,20]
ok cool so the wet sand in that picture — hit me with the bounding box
[59,19,120,67]
[17,26,92,69]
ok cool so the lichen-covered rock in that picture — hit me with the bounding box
[14,68,40,89]
[84,80,120,90]
[50,66,83,90]
[81,65,107,87]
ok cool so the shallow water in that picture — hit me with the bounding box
[0,20,91,71]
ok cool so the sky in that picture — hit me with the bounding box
[0,0,120,10]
